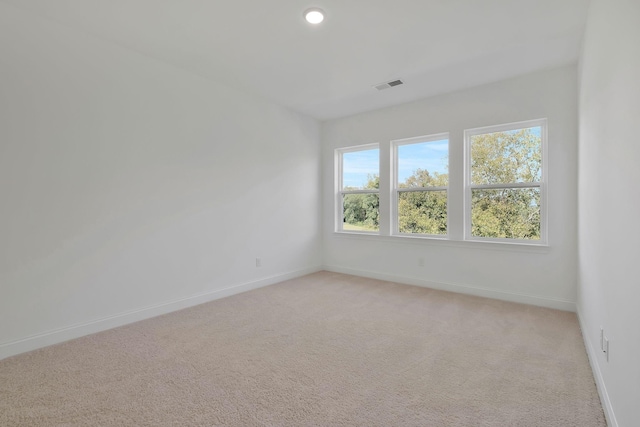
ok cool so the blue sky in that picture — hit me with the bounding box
[343,148,379,188]
[342,139,449,188]
[397,140,448,183]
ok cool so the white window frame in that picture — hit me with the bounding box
[335,143,380,234]
[463,119,548,244]
[392,133,450,237]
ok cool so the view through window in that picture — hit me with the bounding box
[467,121,544,241]
[339,146,380,232]
[395,135,449,235]
[335,119,546,244]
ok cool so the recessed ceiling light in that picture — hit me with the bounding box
[304,8,325,24]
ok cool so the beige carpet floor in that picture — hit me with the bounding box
[0,271,605,426]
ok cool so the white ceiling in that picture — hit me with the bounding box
[2,0,591,120]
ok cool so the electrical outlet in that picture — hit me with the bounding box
[418,257,425,267]
[256,258,261,267]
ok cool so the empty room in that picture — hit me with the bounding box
[1,0,638,426]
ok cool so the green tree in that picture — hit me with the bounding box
[471,128,541,184]
[470,128,541,239]
[398,169,448,234]
[343,174,379,231]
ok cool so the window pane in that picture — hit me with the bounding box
[343,149,379,190]
[398,190,447,235]
[470,127,541,185]
[471,188,540,240]
[343,193,379,232]
[398,139,448,188]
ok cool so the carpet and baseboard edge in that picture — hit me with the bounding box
[0,266,322,361]
[323,265,577,312]
[577,309,617,427]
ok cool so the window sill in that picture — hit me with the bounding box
[331,231,550,254]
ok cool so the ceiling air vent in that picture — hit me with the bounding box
[373,79,404,91]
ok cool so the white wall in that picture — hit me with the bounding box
[577,1,640,425]
[322,66,578,310]
[0,3,321,359]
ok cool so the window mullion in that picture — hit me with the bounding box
[469,182,541,190]
[341,190,380,195]
[397,186,448,193]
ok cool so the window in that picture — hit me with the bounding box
[465,119,546,242]
[393,134,449,236]
[336,145,380,233]
[334,118,548,246]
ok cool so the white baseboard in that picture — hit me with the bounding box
[323,265,577,312]
[0,266,321,361]
[577,309,617,427]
